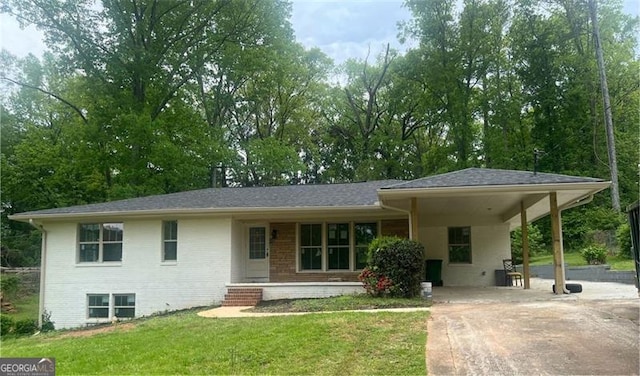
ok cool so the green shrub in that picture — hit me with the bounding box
[581,245,607,265]
[360,237,424,298]
[510,224,546,264]
[41,310,55,332]
[13,318,37,336]
[616,222,632,259]
[0,314,14,337]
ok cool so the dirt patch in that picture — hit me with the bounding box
[57,322,136,339]
[427,299,640,375]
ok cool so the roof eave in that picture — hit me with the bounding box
[378,181,611,198]
[8,204,386,223]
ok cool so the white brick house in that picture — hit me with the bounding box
[10,168,609,328]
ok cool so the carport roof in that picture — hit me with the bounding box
[382,168,606,190]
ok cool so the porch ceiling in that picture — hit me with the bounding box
[379,184,609,230]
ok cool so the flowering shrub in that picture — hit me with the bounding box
[359,237,425,298]
[358,267,394,297]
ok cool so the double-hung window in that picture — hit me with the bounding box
[163,221,178,261]
[79,223,123,263]
[328,223,350,270]
[300,224,322,270]
[87,294,109,318]
[448,227,472,263]
[355,223,377,269]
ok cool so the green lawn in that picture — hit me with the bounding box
[250,294,431,313]
[4,293,40,322]
[0,309,428,375]
[529,252,635,271]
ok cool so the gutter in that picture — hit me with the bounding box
[28,219,46,329]
[559,194,594,212]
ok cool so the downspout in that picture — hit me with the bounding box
[29,219,46,328]
[378,200,413,239]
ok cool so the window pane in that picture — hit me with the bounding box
[449,245,471,263]
[103,223,123,242]
[300,247,322,270]
[355,223,377,245]
[327,223,349,246]
[103,243,123,261]
[301,224,321,247]
[115,307,135,318]
[79,244,99,262]
[89,307,109,318]
[164,242,177,261]
[249,227,266,259]
[79,224,100,242]
[164,221,177,241]
[328,247,349,269]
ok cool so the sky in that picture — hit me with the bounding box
[0,0,638,65]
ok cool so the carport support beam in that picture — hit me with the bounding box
[520,201,530,289]
[550,192,569,294]
[410,197,418,241]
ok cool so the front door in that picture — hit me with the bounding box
[246,225,269,281]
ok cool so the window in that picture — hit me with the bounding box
[163,221,178,261]
[328,223,350,270]
[114,294,136,318]
[87,294,109,318]
[87,293,136,319]
[298,222,379,272]
[355,223,377,269]
[300,224,322,270]
[449,227,471,263]
[79,223,123,262]
[249,227,266,259]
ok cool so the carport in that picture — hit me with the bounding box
[378,168,610,293]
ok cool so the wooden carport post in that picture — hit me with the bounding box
[410,197,419,241]
[520,201,530,289]
[550,192,568,294]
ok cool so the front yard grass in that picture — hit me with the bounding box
[0,308,428,375]
[249,294,431,313]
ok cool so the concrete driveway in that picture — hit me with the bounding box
[427,279,639,375]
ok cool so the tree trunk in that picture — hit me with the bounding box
[588,0,621,212]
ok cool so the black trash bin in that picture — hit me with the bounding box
[425,259,443,286]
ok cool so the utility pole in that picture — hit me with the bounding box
[588,0,621,212]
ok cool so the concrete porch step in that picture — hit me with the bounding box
[222,287,263,307]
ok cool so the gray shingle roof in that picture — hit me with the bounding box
[382,168,606,190]
[14,180,402,217]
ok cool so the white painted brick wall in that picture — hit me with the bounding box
[42,218,232,329]
[420,224,511,286]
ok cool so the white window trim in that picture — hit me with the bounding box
[86,293,136,322]
[162,220,178,263]
[296,221,380,273]
[447,226,473,265]
[77,223,124,264]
